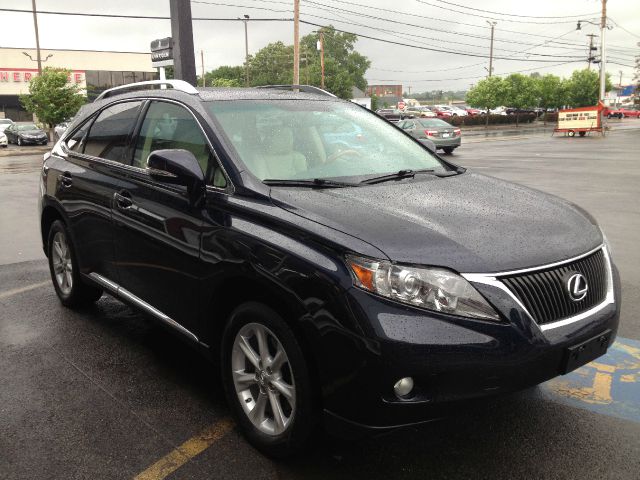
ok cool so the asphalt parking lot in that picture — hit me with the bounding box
[1,126,639,479]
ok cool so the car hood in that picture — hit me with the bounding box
[270,172,602,273]
[19,129,45,135]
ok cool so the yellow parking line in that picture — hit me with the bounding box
[134,419,234,480]
[0,280,50,300]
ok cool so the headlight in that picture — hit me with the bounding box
[346,255,500,321]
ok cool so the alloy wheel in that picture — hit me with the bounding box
[51,231,73,295]
[231,322,296,436]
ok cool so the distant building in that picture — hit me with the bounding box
[350,86,371,109]
[0,47,156,121]
[366,84,403,98]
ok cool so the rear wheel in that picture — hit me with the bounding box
[47,220,102,306]
[578,131,586,137]
[442,147,455,154]
[221,302,318,458]
[568,130,576,137]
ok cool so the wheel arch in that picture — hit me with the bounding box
[40,202,67,256]
[202,274,323,397]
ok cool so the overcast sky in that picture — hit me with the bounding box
[2,0,638,92]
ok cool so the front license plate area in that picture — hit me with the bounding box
[561,329,612,374]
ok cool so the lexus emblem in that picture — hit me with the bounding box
[566,273,588,302]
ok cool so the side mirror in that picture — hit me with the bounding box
[147,149,206,205]
[418,138,436,153]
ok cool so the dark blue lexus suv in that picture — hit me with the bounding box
[39,80,620,457]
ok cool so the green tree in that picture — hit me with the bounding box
[20,67,86,139]
[537,74,566,110]
[466,76,507,111]
[248,41,295,86]
[565,69,613,107]
[299,26,370,98]
[503,73,539,125]
[370,94,380,111]
[204,65,244,87]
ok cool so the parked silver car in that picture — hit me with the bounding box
[398,117,461,154]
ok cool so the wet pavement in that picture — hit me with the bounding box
[1,128,639,479]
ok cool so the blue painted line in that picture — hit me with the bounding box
[540,336,640,423]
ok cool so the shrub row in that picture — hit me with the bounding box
[448,113,537,126]
[541,112,559,123]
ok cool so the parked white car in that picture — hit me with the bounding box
[0,131,7,148]
[490,106,508,115]
[0,118,14,132]
[435,105,468,116]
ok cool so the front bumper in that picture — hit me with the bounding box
[315,259,621,433]
[19,136,48,145]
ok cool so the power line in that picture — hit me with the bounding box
[302,8,582,58]
[608,17,640,40]
[416,0,599,25]
[302,0,627,51]
[300,20,584,62]
[430,0,599,20]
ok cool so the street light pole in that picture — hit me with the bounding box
[599,0,607,103]
[31,0,42,75]
[486,20,497,77]
[243,15,250,87]
[293,0,300,86]
[318,30,325,89]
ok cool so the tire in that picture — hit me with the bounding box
[568,130,576,137]
[221,302,318,458]
[47,220,102,307]
[17,137,22,146]
[579,131,586,137]
[442,147,455,154]
[607,114,612,119]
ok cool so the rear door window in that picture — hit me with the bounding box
[83,101,143,162]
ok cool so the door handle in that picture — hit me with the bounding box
[114,191,133,209]
[60,172,73,188]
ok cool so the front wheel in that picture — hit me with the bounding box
[579,131,586,137]
[568,130,576,137]
[47,220,103,306]
[17,137,22,146]
[221,302,318,458]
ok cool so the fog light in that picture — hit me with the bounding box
[393,377,414,397]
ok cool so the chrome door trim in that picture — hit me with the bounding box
[88,272,202,344]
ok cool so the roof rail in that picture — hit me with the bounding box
[94,80,198,102]
[255,85,337,98]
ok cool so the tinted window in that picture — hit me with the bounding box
[133,101,224,187]
[66,118,93,152]
[83,101,142,162]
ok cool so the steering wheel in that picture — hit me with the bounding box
[325,147,362,164]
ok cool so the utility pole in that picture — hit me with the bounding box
[318,30,325,89]
[31,0,42,75]
[242,15,250,87]
[618,70,623,87]
[486,20,497,77]
[169,0,197,86]
[599,0,607,103]
[293,0,300,86]
[407,86,411,95]
[586,34,597,70]
[201,50,205,87]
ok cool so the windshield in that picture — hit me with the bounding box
[16,124,38,131]
[206,100,445,182]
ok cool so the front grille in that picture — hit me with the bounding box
[501,249,608,325]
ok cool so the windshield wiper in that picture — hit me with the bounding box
[263,178,360,188]
[360,169,431,185]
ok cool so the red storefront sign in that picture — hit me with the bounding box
[0,68,85,83]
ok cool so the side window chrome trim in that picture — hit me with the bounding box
[63,97,235,196]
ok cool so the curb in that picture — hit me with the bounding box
[0,146,50,158]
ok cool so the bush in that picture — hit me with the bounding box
[542,112,558,123]
[449,113,536,126]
